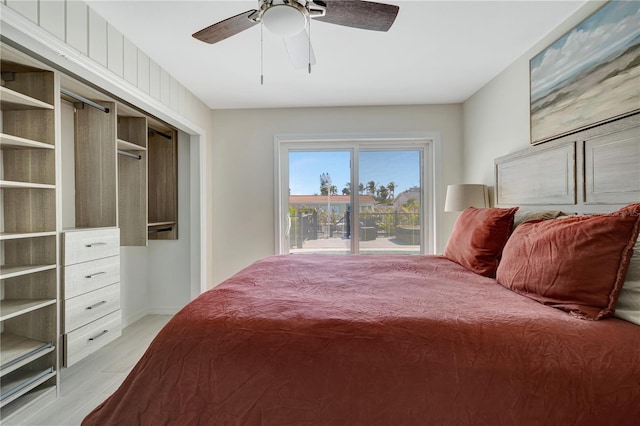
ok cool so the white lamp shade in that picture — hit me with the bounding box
[444,184,489,212]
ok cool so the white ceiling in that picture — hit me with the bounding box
[86,0,587,110]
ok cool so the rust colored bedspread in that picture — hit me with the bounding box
[83,255,640,425]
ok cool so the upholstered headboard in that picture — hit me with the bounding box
[495,113,640,214]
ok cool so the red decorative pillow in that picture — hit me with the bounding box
[496,203,640,320]
[444,207,519,277]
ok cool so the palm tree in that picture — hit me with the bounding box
[320,173,331,196]
[366,180,376,196]
[387,182,396,201]
[377,185,390,204]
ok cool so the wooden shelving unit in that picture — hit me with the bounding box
[0,180,56,190]
[117,116,148,246]
[0,86,54,111]
[0,231,57,241]
[1,43,181,422]
[0,333,54,376]
[117,138,146,152]
[73,100,117,229]
[0,60,59,419]
[148,128,178,240]
[0,300,57,321]
[0,265,57,280]
[147,221,176,227]
[0,133,53,150]
[0,368,55,408]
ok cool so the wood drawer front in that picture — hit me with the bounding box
[65,310,121,367]
[63,228,120,265]
[63,256,120,299]
[64,283,120,333]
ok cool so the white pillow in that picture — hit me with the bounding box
[614,237,640,325]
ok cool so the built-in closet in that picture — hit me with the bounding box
[0,43,179,419]
[60,75,178,369]
[0,56,60,419]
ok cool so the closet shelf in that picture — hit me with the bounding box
[0,264,57,280]
[0,180,55,190]
[0,367,55,408]
[0,231,56,241]
[0,86,54,111]
[0,333,54,377]
[0,55,58,420]
[0,133,53,150]
[148,221,176,227]
[0,299,56,322]
[0,385,56,420]
[117,139,146,151]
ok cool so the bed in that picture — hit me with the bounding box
[84,116,640,425]
[82,252,640,425]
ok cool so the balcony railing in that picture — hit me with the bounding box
[289,210,420,249]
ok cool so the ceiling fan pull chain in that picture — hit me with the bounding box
[308,5,312,74]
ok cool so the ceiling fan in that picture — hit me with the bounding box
[192,0,399,72]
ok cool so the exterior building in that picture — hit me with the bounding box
[393,187,420,209]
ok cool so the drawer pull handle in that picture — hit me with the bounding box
[89,330,109,341]
[86,300,107,310]
[85,242,107,247]
[85,272,106,279]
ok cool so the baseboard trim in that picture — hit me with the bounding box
[122,308,179,328]
[147,307,181,316]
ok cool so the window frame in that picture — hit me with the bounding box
[274,133,440,255]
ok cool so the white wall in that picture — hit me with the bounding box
[119,247,149,324]
[211,105,464,285]
[463,1,605,194]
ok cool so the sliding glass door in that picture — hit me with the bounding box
[278,139,432,255]
[358,149,421,254]
[288,150,351,254]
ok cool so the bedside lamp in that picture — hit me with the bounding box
[444,184,489,212]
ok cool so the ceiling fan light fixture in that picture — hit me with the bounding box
[262,4,308,37]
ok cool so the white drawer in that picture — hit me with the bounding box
[65,310,121,367]
[64,283,120,333]
[62,228,120,266]
[63,256,120,299]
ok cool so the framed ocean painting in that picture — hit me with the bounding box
[530,1,640,144]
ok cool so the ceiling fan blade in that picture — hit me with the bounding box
[314,1,399,32]
[284,30,317,70]
[192,10,258,44]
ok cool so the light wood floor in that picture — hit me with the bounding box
[8,315,171,426]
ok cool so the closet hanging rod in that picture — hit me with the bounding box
[148,226,173,234]
[148,128,172,140]
[60,88,109,113]
[117,150,142,160]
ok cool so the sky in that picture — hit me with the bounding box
[289,150,421,196]
[530,1,640,101]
